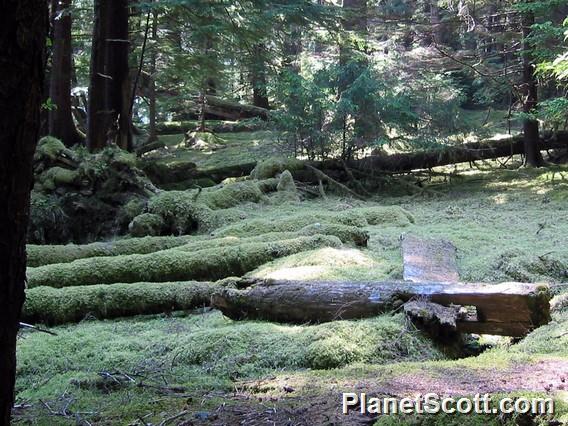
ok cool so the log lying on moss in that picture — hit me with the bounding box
[27,235,198,267]
[212,279,552,336]
[27,235,342,288]
[23,281,217,325]
[144,132,568,189]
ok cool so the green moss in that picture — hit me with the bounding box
[251,158,305,179]
[37,167,79,191]
[147,190,215,234]
[34,136,68,161]
[27,235,199,267]
[198,180,268,209]
[27,235,342,288]
[495,249,568,283]
[128,213,165,237]
[23,281,217,325]
[215,206,412,237]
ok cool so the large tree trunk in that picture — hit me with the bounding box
[147,9,159,142]
[87,0,131,152]
[250,44,270,109]
[0,1,47,423]
[87,0,109,152]
[521,5,544,167]
[212,279,552,337]
[48,0,84,147]
[105,0,132,151]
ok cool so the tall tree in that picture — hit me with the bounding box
[250,44,270,109]
[0,1,47,424]
[87,0,131,152]
[521,1,544,167]
[49,0,84,147]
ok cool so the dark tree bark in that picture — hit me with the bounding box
[147,9,159,142]
[0,1,47,423]
[49,0,84,147]
[250,44,270,109]
[105,0,132,151]
[521,6,544,167]
[87,0,132,152]
[87,0,109,152]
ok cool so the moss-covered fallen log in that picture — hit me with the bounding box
[215,206,414,237]
[27,235,198,267]
[27,235,342,288]
[23,281,217,325]
[212,279,552,337]
[28,224,367,268]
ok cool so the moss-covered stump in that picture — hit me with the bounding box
[128,213,166,237]
[27,235,342,288]
[215,206,413,237]
[23,281,216,325]
[27,235,198,267]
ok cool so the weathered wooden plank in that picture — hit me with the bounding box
[402,234,459,283]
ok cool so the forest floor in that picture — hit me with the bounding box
[14,127,568,425]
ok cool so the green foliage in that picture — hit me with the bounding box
[28,192,68,244]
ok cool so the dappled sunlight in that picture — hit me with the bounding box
[249,247,381,281]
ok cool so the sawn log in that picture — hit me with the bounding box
[212,279,551,336]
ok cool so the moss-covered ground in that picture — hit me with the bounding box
[15,161,568,425]
[154,130,288,170]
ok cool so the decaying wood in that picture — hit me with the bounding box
[212,279,552,337]
[186,95,269,121]
[403,300,466,339]
[402,235,460,283]
[144,131,568,189]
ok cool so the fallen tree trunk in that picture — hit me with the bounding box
[27,235,342,288]
[324,131,568,174]
[143,132,568,189]
[212,279,552,336]
[23,281,216,325]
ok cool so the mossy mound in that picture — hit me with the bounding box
[27,235,342,288]
[249,247,381,281]
[37,167,79,191]
[198,180,267,209]
[496,249,568,282]
[251,158,305,179]
[128,213,165,237]
[215,206,413,237]
[23,281,217,326]
[142,180,273,236]
[34,136,77,165]
[30,139,158,243]
[27,235,197,267]
[170,312,442,376]
[146,190,216,234]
